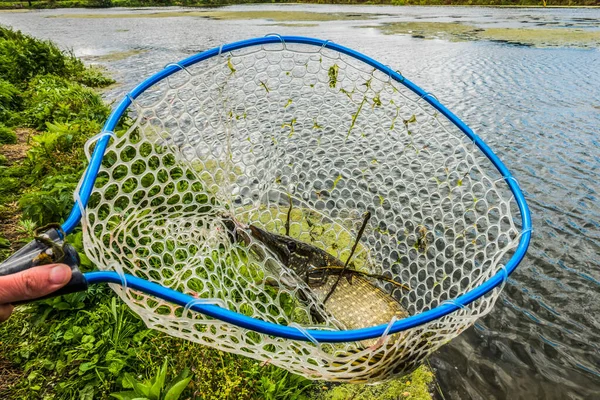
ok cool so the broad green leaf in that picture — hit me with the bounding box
[109,392,137,400]
[133,381,151,398]
[79,384,94,400]
[122,373,136,389]
[79,252,93,268]
[108,360,125,376]
[0,236,9,248]
[163,368,190,395]
[164,377,191,400]
[149,359,168,399]
[111,297,118,321]
[79,360,97,372]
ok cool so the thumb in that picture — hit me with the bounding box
[0,264,72,304]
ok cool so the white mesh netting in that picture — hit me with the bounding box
[81,39,521,383]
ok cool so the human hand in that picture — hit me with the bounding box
[0,264,72,322]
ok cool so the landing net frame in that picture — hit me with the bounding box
[64,35,531,380]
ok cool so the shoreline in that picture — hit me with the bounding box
[1,2,599,11]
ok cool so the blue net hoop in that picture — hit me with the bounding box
[66,36,531,382]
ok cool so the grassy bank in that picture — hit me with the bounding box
[0,26,434,399]
[0,0,599,10]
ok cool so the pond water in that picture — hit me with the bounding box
[1,5,599,399]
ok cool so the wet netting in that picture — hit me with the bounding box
[78,36,530,383]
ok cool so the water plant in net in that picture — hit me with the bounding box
[0,36,531,383]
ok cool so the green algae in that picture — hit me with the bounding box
[86,49,147,62]
[376,21,480,42]
[50,10,377,22]
[479,27,600,48]
[268,22,320,28]
[374,21,600,48]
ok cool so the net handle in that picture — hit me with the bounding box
[66,36,531,341]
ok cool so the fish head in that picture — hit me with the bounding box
[249,225,320,276]
[249,225,295,264]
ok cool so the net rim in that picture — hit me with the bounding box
[65,35,532,342]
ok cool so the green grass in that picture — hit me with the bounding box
[0,24,435,400]
[0,286,318,399]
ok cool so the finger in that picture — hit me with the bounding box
[0,264,72,304]
[0,304,14,323]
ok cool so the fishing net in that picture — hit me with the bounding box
[81,37,523,382]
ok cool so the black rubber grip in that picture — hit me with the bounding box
[0,229,88,304]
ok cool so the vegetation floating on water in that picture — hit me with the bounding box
[372,21,600,48]
[84,48,147,62]
[266,22,320,28]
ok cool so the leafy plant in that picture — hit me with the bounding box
[0,175,20,197]
[253,366,312,400]
[0,288,158,398]
[0,78,20,108]
[0,231,9,248]
[0,26,67,86]
[0,26,113,90]
[0,122,16,144]
[110,359,192,400]
[86,0,114,7]
[24,120,103,183]
[17,219,36,239]
[19,173,79,225]
[0,78,22,125]
[24,74,110,129]
[75,65,115,87]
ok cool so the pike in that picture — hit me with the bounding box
[232,208,410,343]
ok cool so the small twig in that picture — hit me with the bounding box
[285,194,292,237]
[323,211,371,304]
[308,266,410,292]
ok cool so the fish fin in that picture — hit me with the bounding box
[263,277,280,288]
[345,273,353,284]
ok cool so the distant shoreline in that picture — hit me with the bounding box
[1,1,599,11]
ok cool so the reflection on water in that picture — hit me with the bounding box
[1,5,599,399]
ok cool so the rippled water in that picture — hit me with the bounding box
[1,5,599,399]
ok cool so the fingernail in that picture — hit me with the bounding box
[49,265,70,285]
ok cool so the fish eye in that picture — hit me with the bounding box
[286,241,296,252]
